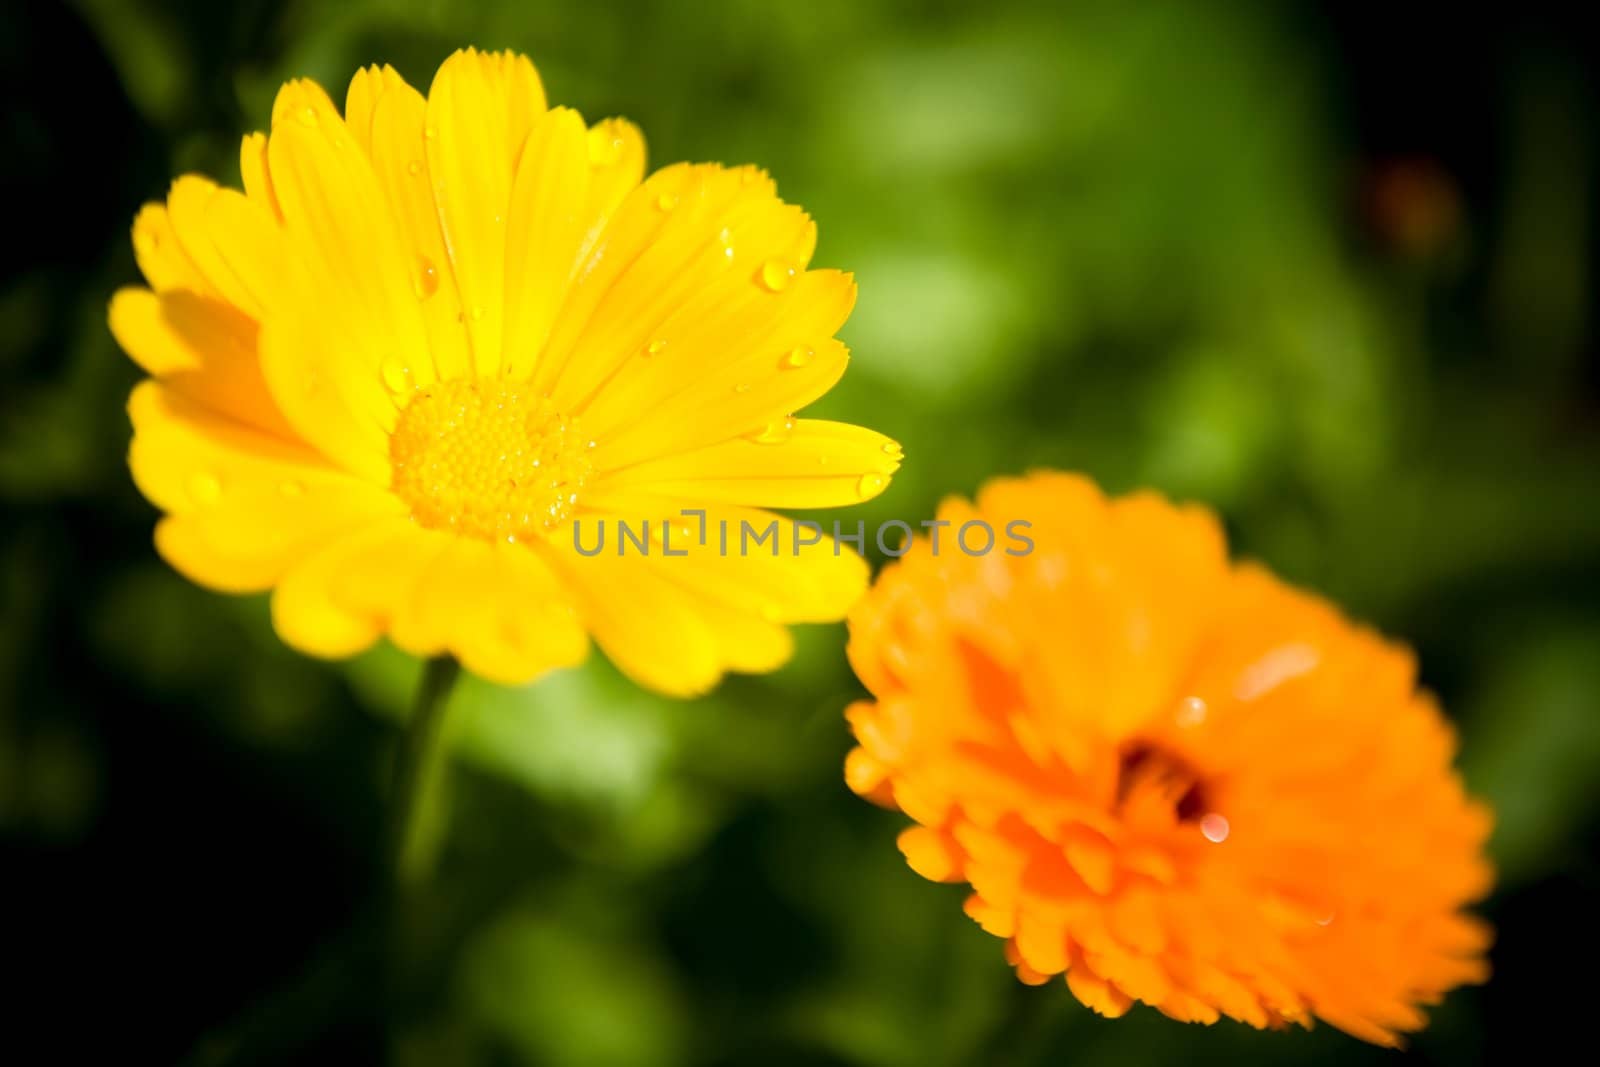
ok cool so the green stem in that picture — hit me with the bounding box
[385,656,462,889]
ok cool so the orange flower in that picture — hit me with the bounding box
[844,472,1493,1046]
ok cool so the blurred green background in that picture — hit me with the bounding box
[3,1,1597,1064]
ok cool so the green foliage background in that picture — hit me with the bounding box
[2,2,1596,1064]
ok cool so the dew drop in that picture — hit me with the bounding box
[412,257,439,299]
[856,473,886,498]
[746,415,795,445]
[758,259,796,292]
[1200,814,1230,843]
[781,345,816,370]
[424,125,438,140]
[881,441,903,456]
[407,159,422,176]
[471,305,485,321]
[644,339,668,357]
[656,192,679,212]
[587,127,622,166]
[188,472,222,504]
[733,382,752,395]
[382,360,412,393]
[1176,696,1208,727]
[299,106,318,127]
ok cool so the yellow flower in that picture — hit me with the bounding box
[846,472,1492,1046]
[109,49,899,693]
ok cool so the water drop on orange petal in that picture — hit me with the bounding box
[644,339,668,357]
[1200,814,1230,843]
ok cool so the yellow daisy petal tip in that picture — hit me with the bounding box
[110,47,887,695]
[846,470,1494,1047]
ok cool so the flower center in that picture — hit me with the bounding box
[1115,741,1211,822]
[389,379,593,542]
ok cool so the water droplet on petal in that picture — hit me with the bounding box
[1200,814,1230,843]
[412,257,439,299]
[733,382,752,395]
[299,106,318,127]
[407,159,422,176]
[746,416,795,445]
[881,441,902,456]
[587,127,623,166]
[781,345,815,369]
[657,192,679,212]
[188,472,222,504]
[382,360,412,393]
[644,339,668,357]
[471,305,485,321]
[856,473,886,498]
[758,259,795,292]
[1176,696,1208,727]
[424,125,438,140]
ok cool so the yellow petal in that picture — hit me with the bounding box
[131,203,210,295]
[130,383,402,592]
[562,498,870,624]
[109,287,290,435]
[342,64,408,157]
[540,544,726,697]
[424,49,547,377]
[542,164,816,416]
[367,71,470,383]
[273,521,588,681]
[586,272,857,467]
[264,78,428,481]
[165,176,275,319]
[501,107,592,379]
[596,419,900,508]
[577,116,647,249]
[239,132,281,219]
[389,538,587,683]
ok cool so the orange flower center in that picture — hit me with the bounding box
[1115,741,1213,825]
[388,379,594,543]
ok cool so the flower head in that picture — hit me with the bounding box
[110,49,899,693]
[845,472,1492,1046]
